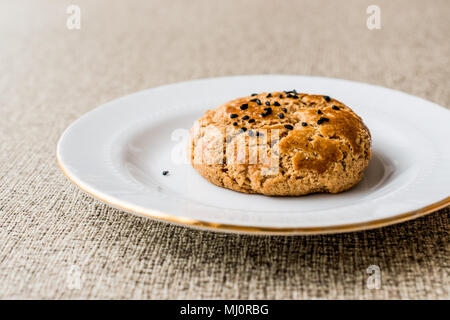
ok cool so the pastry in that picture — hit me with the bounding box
[188,91,371,196]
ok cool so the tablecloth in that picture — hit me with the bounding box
[0,0,448,299]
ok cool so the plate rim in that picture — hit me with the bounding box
[57,156,449,235]
[57,74,450,235]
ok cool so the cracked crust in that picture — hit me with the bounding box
[188,91,372,196]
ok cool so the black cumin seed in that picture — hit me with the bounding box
[264,107,272,112]
[251,93,258,96]
[255,132,263,137]
[332,105,340,110]
[292,95,299,99]
[239,127,247,133]
[274,102,280,106]
[162,170,169,176]
[242,115,249,120]
[317,110,322,115]
[301,122,308,126]
[287,94,293,98]
[267,93,272,98]
[240,104,248,110]
[230,114,238,118]
[265,101,270,106]
[233,122,238,126]
[248,130,254,137]
[279,94,283,98]
[284,124,294,130]
[282,108,287,112]
[255,99,262,105]
[278,113,284,119]
[260,112,267,117]
[317,117,330,125]
[323,95,331,102]
[248,118,255,123]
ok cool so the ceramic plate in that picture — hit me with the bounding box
[57,75,450,235]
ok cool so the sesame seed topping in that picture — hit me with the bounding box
[278,113,284,119]
[323,95,331,102]
[301,122,308,126]
[251,93,258,96]
[265,101,270,106]
[284,124,294,130]
[240,104,248,110]
[162,170,169,176]
[248,119,255,123]
[282,108,287,112]
[251,98,262,105]
[239,127,247,133]
[230,114,238,118]
[317,117,330,125]
[260,112,267,117]
[262,108,272,116]
[332,105,340,110]
[274,102,280,106]
[279,94,283,99]
[255,132,263,137]
[233,122,238,126]
[267,93,272,98]
[317,110,322,115]
[242,115,249,120]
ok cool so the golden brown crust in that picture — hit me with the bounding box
[188,91,372,196]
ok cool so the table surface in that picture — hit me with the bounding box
[0,0,448,299]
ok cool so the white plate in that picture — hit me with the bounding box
[57,75,450,235]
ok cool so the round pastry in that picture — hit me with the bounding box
[187,91,371,196]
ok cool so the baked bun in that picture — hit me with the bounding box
[188,91,371,196]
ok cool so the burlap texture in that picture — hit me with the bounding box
[0,0,448,299]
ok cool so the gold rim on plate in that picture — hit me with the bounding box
[57,155,449,235]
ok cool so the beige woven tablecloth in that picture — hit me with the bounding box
[0,0,448,299]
